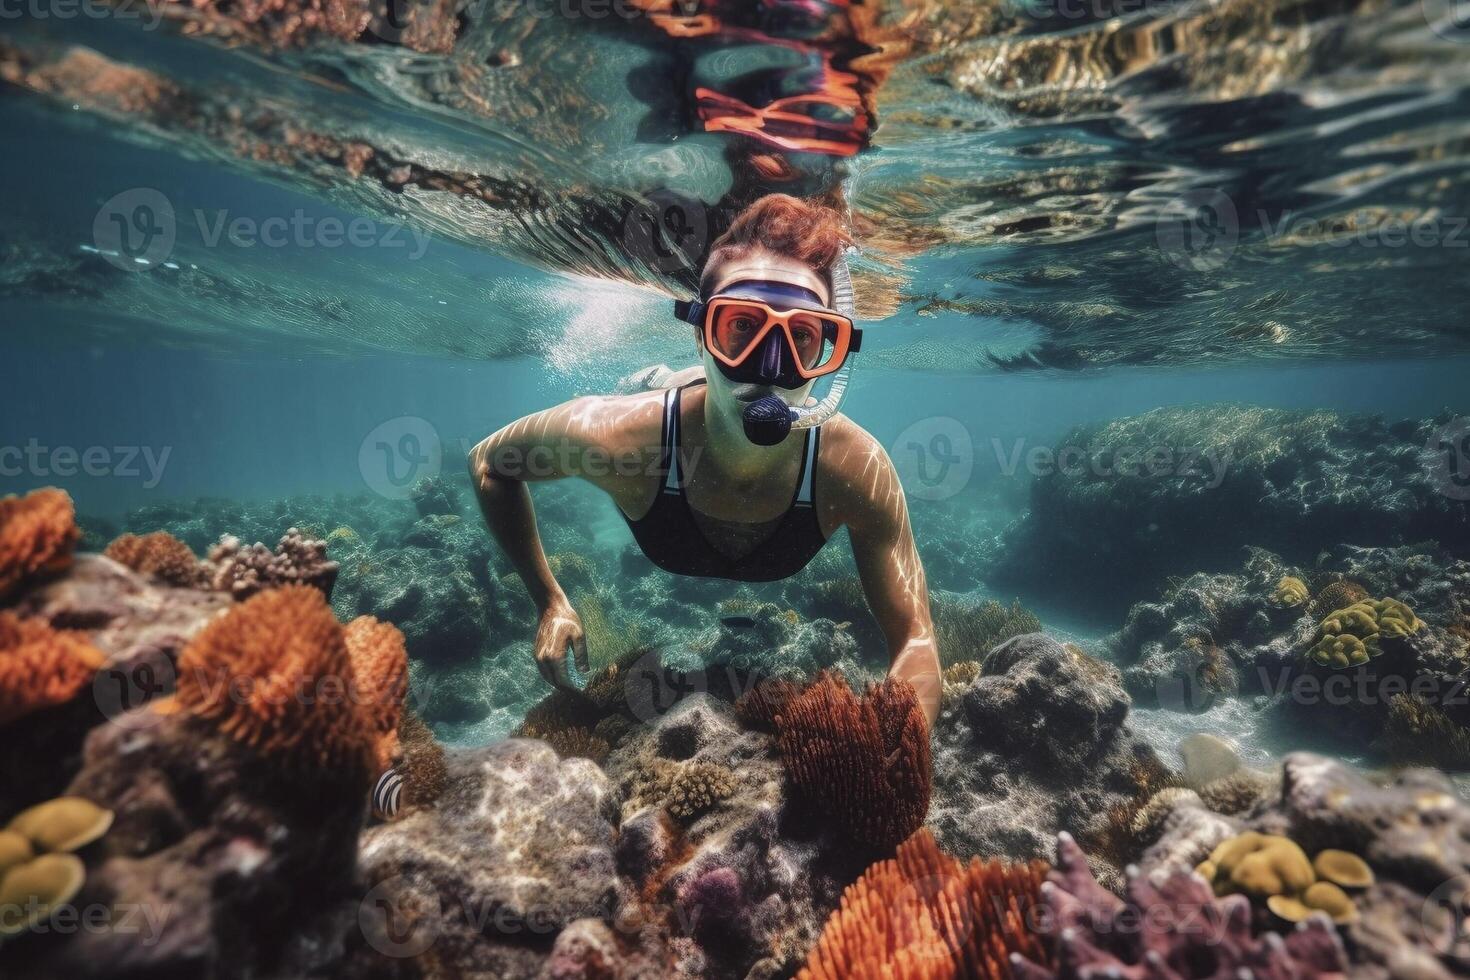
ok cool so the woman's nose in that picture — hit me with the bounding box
[757,331,788,381]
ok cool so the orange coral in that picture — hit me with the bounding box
[734,677,804,733]
[775,672,932,851]
[175,584,372,772]
[0,612,105,726]
[104,532,202,587]
[344,616,408,773]
[0,488,79,599]
[799,828,1050,980]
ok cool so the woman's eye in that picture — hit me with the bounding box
[731,318,756,332]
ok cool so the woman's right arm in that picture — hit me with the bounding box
[468,399,599,688]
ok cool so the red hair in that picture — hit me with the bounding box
[701,194,853,297]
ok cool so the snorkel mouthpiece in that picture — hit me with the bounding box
[742,395,796,446]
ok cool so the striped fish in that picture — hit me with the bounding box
[372,768,404,821]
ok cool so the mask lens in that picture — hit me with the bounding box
[788,313,827,369]
[711,303,771,361]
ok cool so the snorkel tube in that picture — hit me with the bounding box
[740,251,859,446]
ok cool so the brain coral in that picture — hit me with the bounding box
[0,488,79,599]
[104,532,202,587]
[0,612,105,726]
[175,584,372,773]
[799,827,1049,980]
[1309,580,1368,619]
[343,616,408,773]
[775,671,931,852]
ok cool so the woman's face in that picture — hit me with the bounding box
[698,247,830,424]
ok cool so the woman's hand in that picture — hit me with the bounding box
[534,597,589,690]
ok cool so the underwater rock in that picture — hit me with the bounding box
[1138,752,1470,979]
[929,633,1174,872]
[992,407,1470,610]
[6,697,367,976]
[348,739,619,977]
[409,475,462,517]
[1014,832,1350,979]
[604,694,850,978]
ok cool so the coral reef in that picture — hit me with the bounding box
[102,532,202,587]
[174,584,374,773]
[205,528,339,601]
[1012,832,1349,979]
[992,407,1470,609]
[0,612,104,726]
[798,828,1049,980]
[1309,579,1368,619]
[1307,596,1423,668]
[0,488,78,599]
[775,671,932,852]
[1271,575,1308,607]
[342,615,409,773]
[396,712,448,811]
[1379,693,1470,770]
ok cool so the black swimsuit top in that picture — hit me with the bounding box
[623,381,828,582]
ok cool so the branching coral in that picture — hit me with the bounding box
[941,661,982,707]
[206,529,339,600]
[0,488,79,599]
[344,616,408,774]
[1013,833,1348,979]
[626,759,737,822]
[665,761,736,821]
[104,531,202,587]
[933,598,1041,667]
[174,584,372,773]
[799,828,1049,980]
[1308,597,1424,668]
[0,612,105,726]
[1271,576,1308,608]
[775,672,931,852]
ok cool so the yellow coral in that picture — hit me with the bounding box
[1309,596,1423,668]
[1313,850,1373,888]
[1199,832,1313,897]
[7,797,113,853]
[0,852,85,937]
[1271,576,1308,607]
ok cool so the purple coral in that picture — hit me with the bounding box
[206,528,338,600]
[676,865,744,936]
[1012,832,1348,980]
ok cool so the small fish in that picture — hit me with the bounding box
[372,768,404,821]
[721,615,758,629]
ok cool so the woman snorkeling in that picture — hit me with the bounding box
[469,194,941,725]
